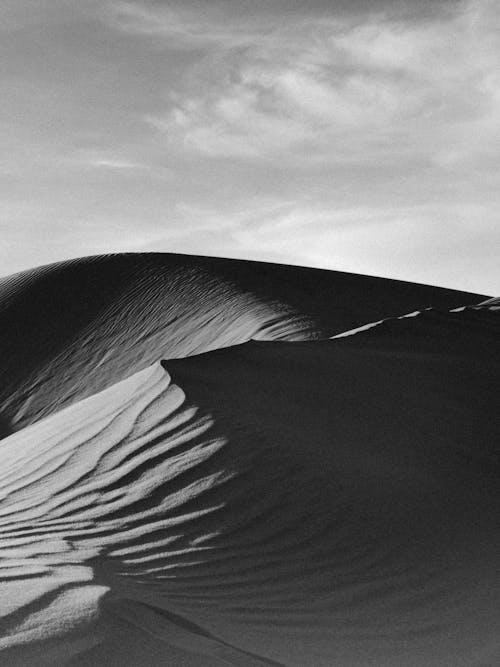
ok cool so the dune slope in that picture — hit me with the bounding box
[0,291,498,666]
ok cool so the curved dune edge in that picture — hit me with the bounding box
[0,252,486,436]
[0,301,498,666]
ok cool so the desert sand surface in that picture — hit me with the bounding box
[0,253,498,666]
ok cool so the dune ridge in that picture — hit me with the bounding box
[0,259,498,667]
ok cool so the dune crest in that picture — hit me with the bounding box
[0,282,498,665]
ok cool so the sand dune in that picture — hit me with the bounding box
[0,253,482,436]
[0,254,498,666]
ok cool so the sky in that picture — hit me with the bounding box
[1,0,499,293]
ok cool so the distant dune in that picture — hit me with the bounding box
[0,253,498,666]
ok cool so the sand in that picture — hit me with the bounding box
[0,253,498,666]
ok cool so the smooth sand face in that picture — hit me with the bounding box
[0,254,497,666]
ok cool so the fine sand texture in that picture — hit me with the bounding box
[0,253,498,666]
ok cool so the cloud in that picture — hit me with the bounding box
[111,0,500,166]
[106,0,273,48]
[2,0,497,295]
[76,151,151,171]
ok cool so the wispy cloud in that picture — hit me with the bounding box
[107,0,284,48]
[77,151,151,171]
[110,0,500,166]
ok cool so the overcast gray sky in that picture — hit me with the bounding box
[1,0,498,292]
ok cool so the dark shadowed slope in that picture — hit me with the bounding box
[0,301,498,666]
[0,253,485,435]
